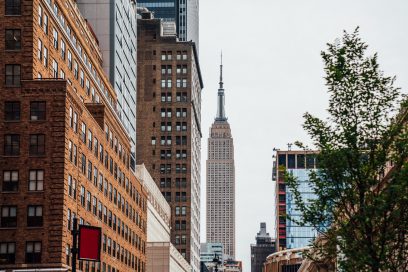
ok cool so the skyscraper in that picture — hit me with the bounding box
[77,0,138,169]
[206,59,236,259]
[137,0,199,46]
[136,14,203,272]
[250,223,276,272]
[273,150,319,250]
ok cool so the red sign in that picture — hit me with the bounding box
[78,225,101,261]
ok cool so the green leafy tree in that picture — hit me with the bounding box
[286,28,408,272]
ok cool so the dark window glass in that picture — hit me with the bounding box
[297,154,305,169]
[4,101,20,121]
[0,242,15,264]
[25,241,42,263]
[288,154,296,169]
[27,206,43,227]
[278,154,286,167]
[30,102,46,121]
[29,134,45,156]
[2,170,18,192]
[1,206,17,227]
[5,29,21,50]
[4,134,19,156]
[5,0,21,15]
[5,64,21,86]
[306,154,315,169]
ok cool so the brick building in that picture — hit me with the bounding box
[136,13,203,272]
[0,0,147,271]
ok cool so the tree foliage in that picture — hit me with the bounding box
[286,28,408,272]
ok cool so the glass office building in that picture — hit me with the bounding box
[274,151,319,250]
[138,0,199,46]
[77,0,138,169]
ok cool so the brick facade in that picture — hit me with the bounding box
[0,0,147,271]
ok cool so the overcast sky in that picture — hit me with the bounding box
[198,0,408,270]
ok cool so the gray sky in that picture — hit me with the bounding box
[198,0,408,271]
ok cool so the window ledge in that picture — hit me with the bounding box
[5,49,22,52]
[0,227,17,230]
[4,120,20,123]
[26,226,44,229]
[0,191,18,194]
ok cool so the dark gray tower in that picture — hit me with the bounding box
[251,223,276,272]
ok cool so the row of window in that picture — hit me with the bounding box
[1,205,43,228]
[160,92,188,102]
[4,134,45,156]
[162,192,188,203]
[2,170,43,192]
[151,136,188,146]
[160,78,188,88]
[159,150,188,160]
[159,164,188,174]
[159,122,188,132]
[161,51,188,61]
[161,65,188,75]
[0,241,41,264]
[4,101,46,121]
[160,108,187,118]
[159,178,187,188]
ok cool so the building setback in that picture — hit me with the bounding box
[273,150,318,250]
[77,0,138,169]
[137,0,199,46]
[0,0,147,271]
[250,223,275,272]
[206,61,235,259]
[136,13,204,272]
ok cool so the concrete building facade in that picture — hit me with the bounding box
[137,0,199,46]
[136,14,203,272]
[0,0,147,271]
[136,165,191,272]
[77,0,138,169]
[250,223,275,272]
[273,150,318,251]
[206,61,235,259]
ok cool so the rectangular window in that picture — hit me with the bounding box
[29,134,45,156]
[5,64,20,86]
[5,0,21,15]
[27,205,43,227]
[52,59,58,78]
[5,29,21,50]
[0,242,15,264]
[1,206,17,227]
[61,39,66,59]
[81,122,86,143]
[30,101,46,121]
[38,5,42,25]
[43,46,48,67]
[80,69,84,87]
[68,50,72,70]
[74,61,78,79]
[25,241,42,263]
[4,101,20,121]
[43,14,48,34]
[4,134,19,156]
[73,112,78,132]
[29,170,44,191]
[2,170,18,192]
[80,186,85,206]
[37,39,42,60]
[52,28,58,49]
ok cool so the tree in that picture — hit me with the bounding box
[286,28,408,272]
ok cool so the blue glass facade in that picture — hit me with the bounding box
[286,169,318,249]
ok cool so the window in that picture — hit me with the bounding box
[68,50,72,69]
[38,5,42,25]
[73,144,77,165]
[26,241,42,263]
[43,14,48,34]
[4,101,20,121]
[52,59,58,78]
[29,134,45,156]
[60,69,65,79]
[30,102,46,121]
[43,46,48,67]
[5,29,21,50]
[86,191,91,211]
[4,134,19,156]
[5,64,20,86]
[29,170,44,191]
[81,122,86,143]
[2,170,18,192]
[73,112,78,132]
[27,206,43,227]
[80,186,85,206]
[61,39,66,59]
[68,175,76,198]
[5,0,21,15]
[52,28,58,49]
[0,242,15,264]
[74,61,78,79]
[1,206,17,227]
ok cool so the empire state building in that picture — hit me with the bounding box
[206,58,236,259]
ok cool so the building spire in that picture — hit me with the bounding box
[216,52,227,121]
